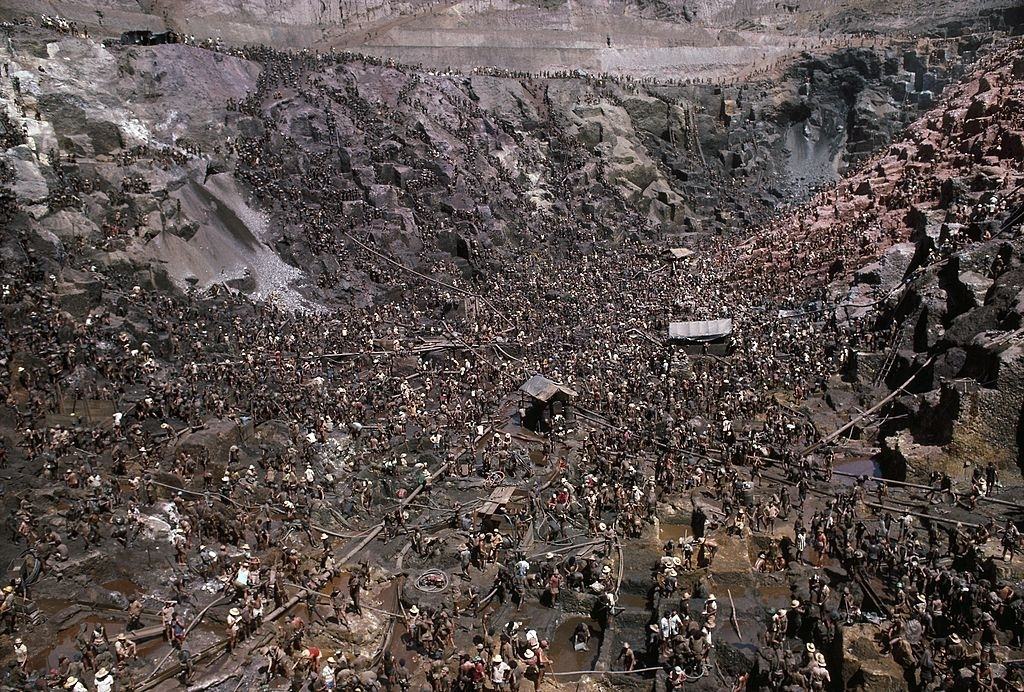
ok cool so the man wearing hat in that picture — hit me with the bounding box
[13,636,27,670]
[321,655,337,690]
[114,632,136,662]
[63,676,87,692]
[226,607,242,652]
[490,653,511,690]
[947,633,967,668]
[160,601,176,642]
[787,599,804,639]
[702,594,719,633]
[521,647,539,684]
[94,667,114,692]
[0,585,15,634]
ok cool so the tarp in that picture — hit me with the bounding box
[519,374,578,402]
[668,318,733,342]
[667,247,695,260]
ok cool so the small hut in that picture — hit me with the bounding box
[664,247,695,262]
[518,374,578,432]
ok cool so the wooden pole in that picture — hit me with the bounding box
[727,589,741,640]
[802,356,934,455]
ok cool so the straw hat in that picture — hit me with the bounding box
[64,678,79,689]
[229,607,241,616]
[806,643,816,653]
[95,668,110,679]
[409,605,419,615]
[791,599,801,608]
[815,653,826,666]
[522,649,535,660]
[492,654,503,663]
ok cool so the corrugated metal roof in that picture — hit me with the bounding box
[519,374,578,402]
[668,318,733,341]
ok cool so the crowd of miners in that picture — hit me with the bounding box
[1,13,1023,692]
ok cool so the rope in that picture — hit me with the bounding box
[413,568,450,593]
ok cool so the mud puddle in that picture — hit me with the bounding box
[550,616,601,681]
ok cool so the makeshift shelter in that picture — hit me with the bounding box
[478,486,525,531]
[665,247,695,261]
[518,374,578,432]
[667,318,733,355]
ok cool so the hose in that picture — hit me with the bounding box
[413,568,450,593]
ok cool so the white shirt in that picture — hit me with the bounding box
[492,662,511,683]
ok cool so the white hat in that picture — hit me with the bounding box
[602,565,611,574]
[320,533,328,540]
[707,594,717,601]
[493,654,503,663]
[408,605,419,615]
[598,523,607,531]
[95,668,109,678]
[64,678,79,688]
[522,649,535,660]
[229,607,241,616]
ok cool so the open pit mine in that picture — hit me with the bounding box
[1,0,1024,690]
